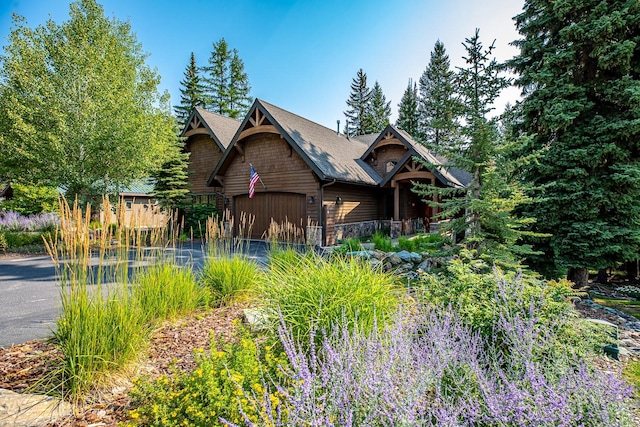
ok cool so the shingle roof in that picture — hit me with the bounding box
[393,127,472,188]
[192,107,241,149]
[258,100,381,185]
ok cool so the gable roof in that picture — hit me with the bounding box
[370,126,472,188]
[181,107,242,151]
[210,99,381,186]
[205,99,471,189]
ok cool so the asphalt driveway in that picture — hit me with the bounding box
[0,241,271,348]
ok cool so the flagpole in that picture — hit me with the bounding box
[250,163,267,189]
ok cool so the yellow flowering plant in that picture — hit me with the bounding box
[127,324,290,426]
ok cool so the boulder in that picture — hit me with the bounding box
[346,250,375,259]
[410,252,422,263]
[417,258,434,272]
[387,252,402,265]
[372,250,387,260]
[397,250,412,262]
[0,388,72,427]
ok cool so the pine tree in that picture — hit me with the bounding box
[509,0,640,286]
[418,40,458,145]
[343,68,372,137]
[202,38,251,119]
[414,30,525,266]
[367,81,391,133]
[174,52,206,127]
[152,139,190,210]
[396,79,420,139]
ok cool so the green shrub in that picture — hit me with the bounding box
[132,262,207,324]
[2,183,58,215]
[199,256,261,307]
[372,231,394,252]
[182,204,218,238]
[397,236,416,252]
[332,237,363,255]
[0,232,6,253]
[260,251,400,345]
[128,326,290,426]
[3,231,46,248]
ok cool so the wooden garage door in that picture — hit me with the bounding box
[234,192,306,240]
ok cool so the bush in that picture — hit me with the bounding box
[372,231,394,252]
[132,262,207,324]
[240,295,633,426]
[0,211,59,232]
[0,232,6,253]
[397,235,415,252]
[182,204,218,238]
[199,256,261,307]
[332,237,362,255]
[1,183,58,215]
[3,231,46,248]
[127,325,290,426]
[260,251,400,345]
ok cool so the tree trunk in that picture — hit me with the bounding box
[568,267,589,288]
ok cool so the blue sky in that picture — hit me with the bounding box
[0,0,524,129]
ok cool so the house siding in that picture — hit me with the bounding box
[186,134,224,211]
[323,183,380,245]
[364,144,409,177]
[223,133,320,228]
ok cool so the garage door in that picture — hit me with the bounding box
[234,192,307,240]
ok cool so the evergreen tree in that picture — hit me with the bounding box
[509,0,640,286]
[414,30,526,266]
[396,79,420,139]
[343,68,372,136]
[367,81,392,133]
[174,52,206,127]
[152,138,190,210]
[418,40,458,145]
[202,38,251,119]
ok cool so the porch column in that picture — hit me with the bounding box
[393,180,399,220]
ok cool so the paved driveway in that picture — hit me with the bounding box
[0,241,271,348]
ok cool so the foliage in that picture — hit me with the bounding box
[617,286,640,299]
[0,232,6,253]
[132,262,207,324]
[0,211,59,232]
[174,52,206,126]
[366,81,391,133]
[396,79,420,139]
[202,38,252,119]
[242,301,632,426]
[45,197,196,399]
[0,0,176,205]
[372,231,394,252]
[508,0,640,285]
[183,203,218,238]
[398,233,444,253]
[1,183,58,215]
[127,326,290,427]
[332,237,362,255]
[259,250,400,346]
[152,139,191,210]
[198,256,261,307]
[343,68,372,137]
[3,231,47,248]
[413,30,536,267]
[592,296,640,321]
[623,360,640,394]
[417,39,458,145]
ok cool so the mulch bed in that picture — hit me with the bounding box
[0,304,247,427]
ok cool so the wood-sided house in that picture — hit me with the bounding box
[182,99,471,246]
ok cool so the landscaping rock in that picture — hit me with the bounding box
[383,262,393,272]
[243,308,268,332]
[417,258,434,272]
[372,250,387,261]
[0,388,72,427]
[369,259,383,270]
[397,251,412,262]
[395,263,414,274]
[346,250,375,259]
[410,252,422,263]
[387,252,401,265]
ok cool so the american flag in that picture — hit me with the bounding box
[249,165,260,199]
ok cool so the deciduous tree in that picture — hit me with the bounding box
[0,0,176,205]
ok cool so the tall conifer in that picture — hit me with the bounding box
[344,68,372,137]
[174,52,206,126]
[418,40,458,145]
[509,0,640,285]
[396,79,420,140]
[367,81,392,133]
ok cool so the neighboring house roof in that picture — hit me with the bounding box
[108,178,156,197]
[182,107,242,151]
[208,99,470,189]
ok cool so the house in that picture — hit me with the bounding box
[182,99,471,246]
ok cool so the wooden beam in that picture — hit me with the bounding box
[375,139,406,150]
[238,125,279,141]
[392,170,436,182]
[393,181,400,220]
[183,128,210,138]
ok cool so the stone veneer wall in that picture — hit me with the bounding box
[333,220,392,243]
